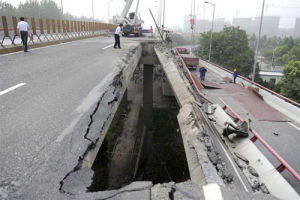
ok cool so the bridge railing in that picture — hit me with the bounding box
[175,47,213,103]
[219,98,300,183]
[0,15,117,48]
[203,59,300,108]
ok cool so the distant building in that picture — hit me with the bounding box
[278,28,294,37]
[185,15,282,37]
[255,16,280,37]
[232,16,279,37]
[259,71,283,84]
[232,17,255,35]
[194,19,210,33]
[183,15,229,34]
[214,18,230,32]
[294,18,300,38]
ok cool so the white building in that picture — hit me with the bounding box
[259,71,283,84]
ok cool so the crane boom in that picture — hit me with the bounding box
[120,0,135,19]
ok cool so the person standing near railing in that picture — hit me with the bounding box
[199,65,207,81]
[233,68,238,84]
[17,17,30,52]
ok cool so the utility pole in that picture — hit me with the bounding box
[252,0,265,82]
[92,0,94,33]
[108,0,110,23]
[157,0,162,28]
[61,0,63,15]
[191,0,196,47]
[162,0,165,38]
[92,0,94,20]
[205,1,215,61]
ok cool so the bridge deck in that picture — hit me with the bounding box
[193,64,300,193]
[0,36,142,199]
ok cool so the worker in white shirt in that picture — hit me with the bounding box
[114,23,123,49]
[17,17,30,52]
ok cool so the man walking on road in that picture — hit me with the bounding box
[17,17,30,52]
[114,23,123,49]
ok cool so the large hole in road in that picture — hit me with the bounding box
[88,67,190,192]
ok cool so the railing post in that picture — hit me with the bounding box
[39,18,48,41]
[57,19,62,39]
[51,19,56,40]
[30,17,36,43]
[12,16,18,45]
[1,16,13,47]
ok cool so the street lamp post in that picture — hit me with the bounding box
[252,0,265,82]
[92,0,95,33]
[61,0,63,15]
[205,1,215,61]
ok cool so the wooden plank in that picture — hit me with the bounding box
[52,19,56,33]
[31,18,37,35]
[1,16,9,37]
[12,16,18,36]
[46,19,51,34]
[39,18,44,34]
[57,20,61,33]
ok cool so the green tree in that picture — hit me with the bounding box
[197,26,254,76]
[249,33,256,50]
[277,61,300,103]
[18,0,41,18]
[40,0,62,19]
[0,1,18,26]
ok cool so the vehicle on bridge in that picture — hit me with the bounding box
[177,47,199,70]
[112,0,144,36]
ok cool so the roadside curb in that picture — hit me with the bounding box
[0,33,112,55]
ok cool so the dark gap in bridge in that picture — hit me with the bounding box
[88,48,190,191]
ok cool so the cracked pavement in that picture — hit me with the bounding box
[0,36,142,199]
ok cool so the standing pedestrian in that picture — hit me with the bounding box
[17,17,30,52]
[199,65,207,81]
[233,68,238,84]
[114,23,123,49]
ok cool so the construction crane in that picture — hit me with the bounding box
[112,0,144,36]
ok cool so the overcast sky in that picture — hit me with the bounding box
[6,0,300,29]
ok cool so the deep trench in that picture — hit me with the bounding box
[88,66,190,192]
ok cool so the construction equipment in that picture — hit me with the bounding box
[112,0,144,36]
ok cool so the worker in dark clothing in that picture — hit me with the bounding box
[17,17,30,52]
[114,23,123,49]
[199,65,207,81]
[233,68,238,84]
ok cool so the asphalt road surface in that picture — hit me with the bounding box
[0,36,131,186]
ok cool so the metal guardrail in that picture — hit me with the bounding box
[219,98,300,182]
[204,60,300,108]
[1,15,117,48]
[175,47,213,104]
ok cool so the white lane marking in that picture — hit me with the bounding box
[288,122,300,131]
[0,83,26,96]
[102,44,113,50]
[215,136,249,192]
